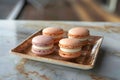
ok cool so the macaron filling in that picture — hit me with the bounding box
[60,48,81,53]
[32,45,53,50]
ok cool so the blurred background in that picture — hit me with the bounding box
[0,0,120,22]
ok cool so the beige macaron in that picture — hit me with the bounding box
[42,27,64,43]
[68,27,90,45]
[59,38,82,59]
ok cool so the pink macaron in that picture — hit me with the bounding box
[42,27,64,43]
[68,27,90,45]
[31,35,54,56]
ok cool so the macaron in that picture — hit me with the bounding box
[59,38,82,59]
[68,27,90,45]
[42,27,64,43]
[31,35,54,56]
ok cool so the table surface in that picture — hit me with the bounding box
[0,20,120,80]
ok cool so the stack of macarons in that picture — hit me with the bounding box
[31,27,90,59]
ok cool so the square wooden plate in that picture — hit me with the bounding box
[11,29,103,70]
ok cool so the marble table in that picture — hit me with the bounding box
[0,20,120,80]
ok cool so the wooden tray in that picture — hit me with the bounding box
[11,29,103,70]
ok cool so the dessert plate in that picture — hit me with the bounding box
[11,29,103,70]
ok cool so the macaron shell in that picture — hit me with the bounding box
[32,35,54,46]
[42,27,64,35]
[68,27,89,38]
[59,38,81,49]
[32,47,54,56]
[59,50,81,58]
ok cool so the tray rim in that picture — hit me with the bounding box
[10,29,103,70]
